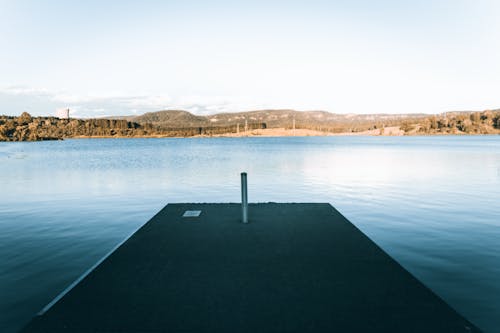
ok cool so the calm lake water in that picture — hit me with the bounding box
[1,136,499,332]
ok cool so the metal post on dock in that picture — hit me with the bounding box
[241,172,248,223]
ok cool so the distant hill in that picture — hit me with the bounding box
[126,109,430,129]
[129,110,208,127]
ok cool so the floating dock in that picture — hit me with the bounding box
[22,203,480,332]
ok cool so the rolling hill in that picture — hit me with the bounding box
[126,109,429,130]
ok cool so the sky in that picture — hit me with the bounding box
[1,0,500,117]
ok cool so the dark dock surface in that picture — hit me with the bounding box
[22,203,480,332]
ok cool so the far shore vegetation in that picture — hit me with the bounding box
[1,109,499,141]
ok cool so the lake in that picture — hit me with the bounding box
[1,136,499,332]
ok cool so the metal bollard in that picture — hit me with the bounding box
[241,172,248,223]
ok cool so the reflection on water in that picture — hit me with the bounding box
[0,136,499,332]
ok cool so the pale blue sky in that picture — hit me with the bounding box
[1,0,499,117]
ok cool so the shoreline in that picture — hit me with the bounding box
[195,126,405,137]
[67,126,497,139]
[61,127,405,139]
[2,127,499,142]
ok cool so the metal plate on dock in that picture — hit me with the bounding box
[182,210,202,217]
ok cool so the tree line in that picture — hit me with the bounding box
[399,110,500,134]
[0,112,266,141]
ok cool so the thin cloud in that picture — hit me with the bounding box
[0,85,255,117]
[0,85,52,97]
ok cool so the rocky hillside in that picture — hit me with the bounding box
[0,112,142,141]
[401,109,500,134]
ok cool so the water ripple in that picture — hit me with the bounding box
[0,136,499,332]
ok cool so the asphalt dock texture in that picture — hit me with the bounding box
[21,203,481,332]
